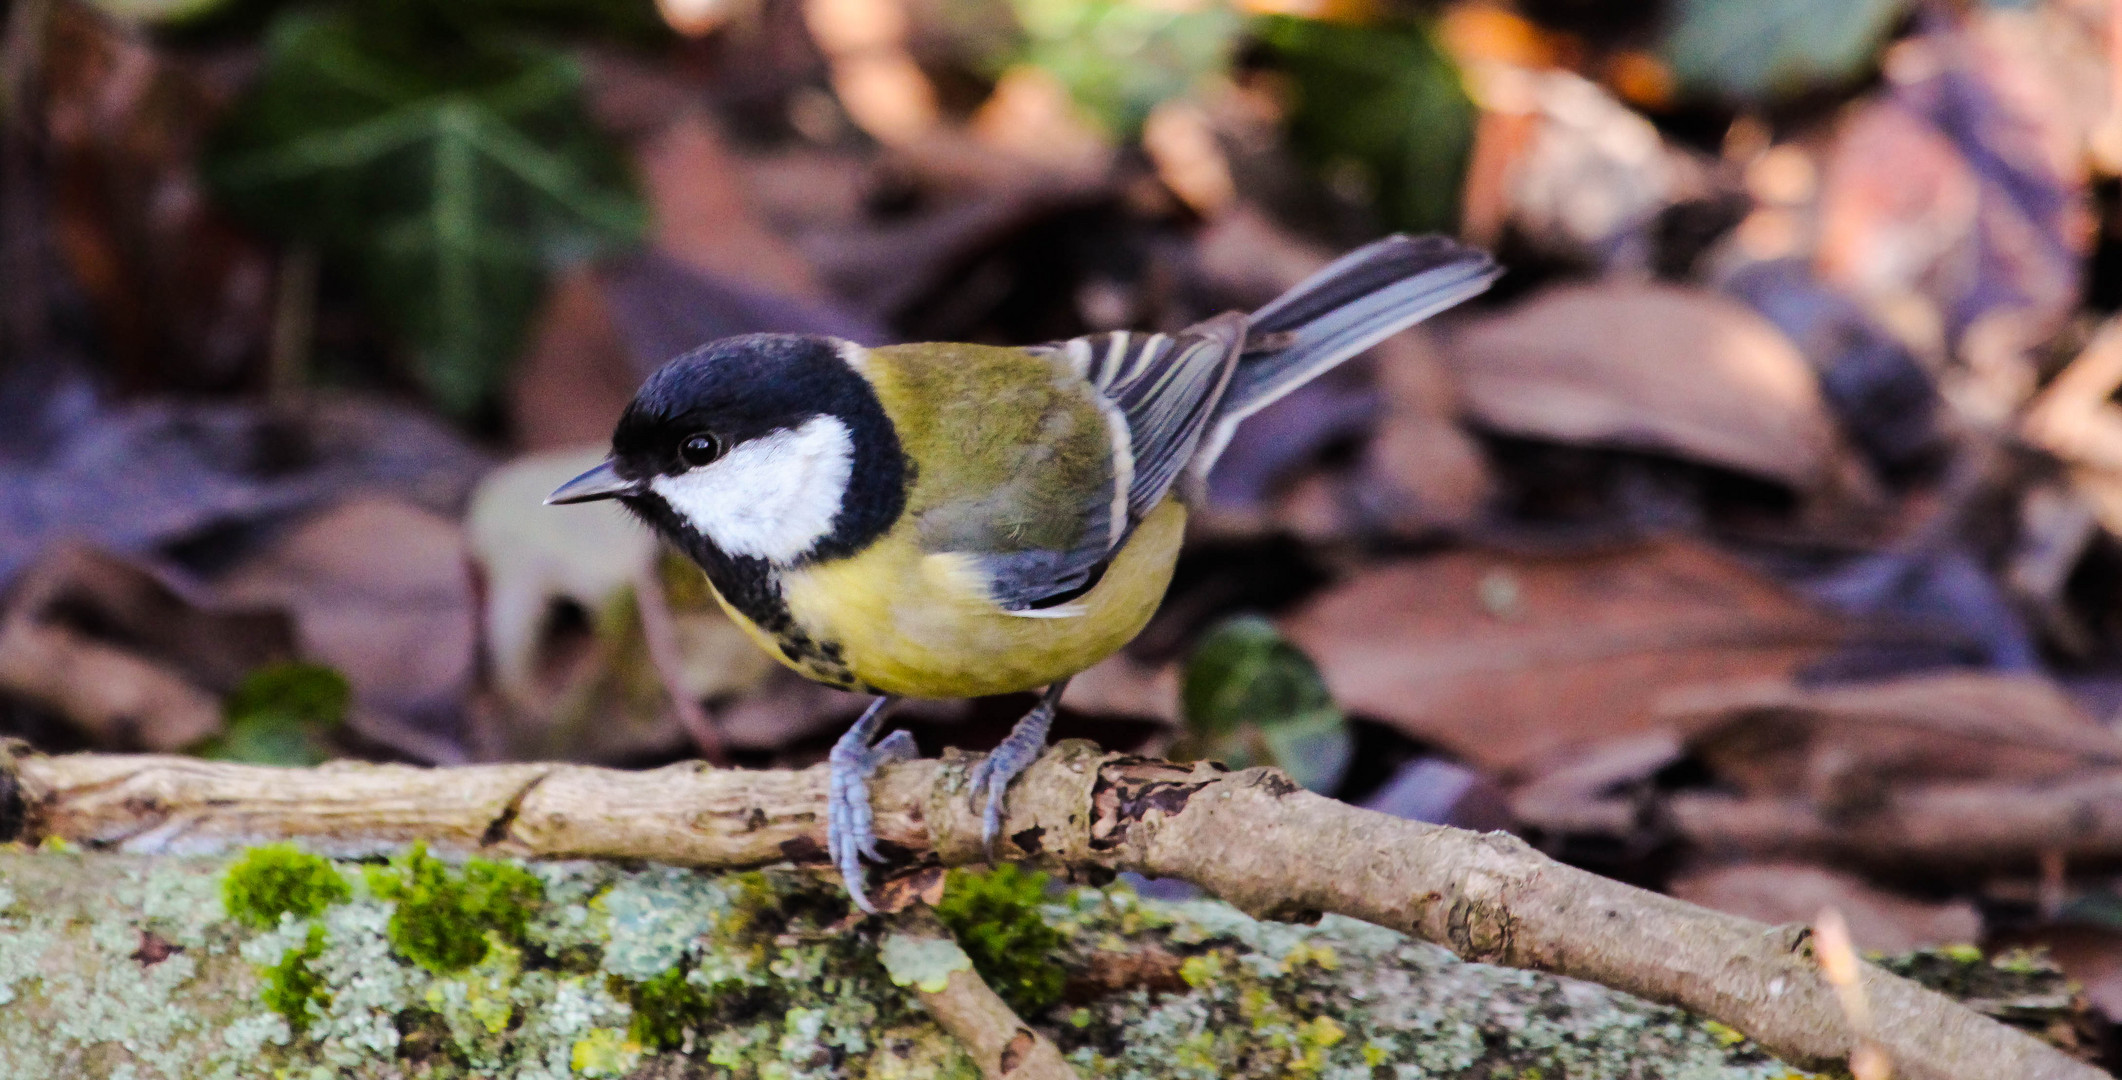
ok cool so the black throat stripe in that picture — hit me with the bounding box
[625,495,869,693]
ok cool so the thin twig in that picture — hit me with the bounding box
[633,561,729,765]
[266,245,320,410]
[884,908,1082,1080]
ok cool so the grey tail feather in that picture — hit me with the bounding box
[1190,234,1500,478]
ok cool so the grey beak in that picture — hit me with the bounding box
[545,460,638,505]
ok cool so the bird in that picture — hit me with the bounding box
[547,234,1500,910]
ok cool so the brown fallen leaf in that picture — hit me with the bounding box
[803,0,939,147]
[1362,329,1493,532]
[509,267,638,453]
[1815,101,1979,314]
[1141,99,1234,217]
[1060,653,1179,728]
[510,252,891,454]
[1665,774,2122,871]
[1189,205,1335,309]
[1,396,492,594]
[9,544,293,694]
[217,497,477,726]
[637,111,827,300]
[0,545,296,751]
[866,865,948,914]
[711,669,873,753]
[0,619,222,752]
[1669,862,1980,954]
[1280,539,1843,772]
[1364,417,1492,529]
[1446,282,1863,499]
[1509,731,1683,836]
[512,104,894,452]
[1662,674,2122,809]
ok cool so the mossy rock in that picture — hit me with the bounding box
[0,849,1848,1078]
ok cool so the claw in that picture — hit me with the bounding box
[968,681,1066,854]
[856,730,917,863]
[873,728,918,764]
[826,697,902,913]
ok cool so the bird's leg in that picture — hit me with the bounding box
[966,679,1068,850]
[827,695,913,913]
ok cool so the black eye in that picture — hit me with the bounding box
[679,433,723,468]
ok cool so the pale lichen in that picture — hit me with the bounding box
[0,851,1846,1079]
[1050,888,1816,1080]
[595,864,732,981]
[878,932,974,993]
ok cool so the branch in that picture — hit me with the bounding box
[0,743,2097,1080]
[882,908,1081,1080]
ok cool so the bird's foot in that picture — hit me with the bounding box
[827,697,911,914]
[966,681,1066,851]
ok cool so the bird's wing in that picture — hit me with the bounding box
[863,327,1243,614]
[1042,313,1247,525]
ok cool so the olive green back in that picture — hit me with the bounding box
[863,343,1113,558]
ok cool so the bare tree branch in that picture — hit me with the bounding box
[0,742,2099,1080]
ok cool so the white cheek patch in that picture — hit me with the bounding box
[649,414,856,564]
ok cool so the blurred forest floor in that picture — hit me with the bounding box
[7,0,2122,1067]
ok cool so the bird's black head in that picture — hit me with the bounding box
[548,333,908,568]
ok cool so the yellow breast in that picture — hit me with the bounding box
[736,498,1187,698]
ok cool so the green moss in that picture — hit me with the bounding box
[621,966,718,1051]
[365,842,543,973]
[933,865,1067,1016]
[222,843,351,929]
[202,662,349,766]
[261,922,332,1036]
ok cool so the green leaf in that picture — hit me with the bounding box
[1256,15,1474,235]
[2061,889,2122,930]
[1179,615,1349,793]
[1007,0,1241,136]
[205,7,646,414]
[1660,0,1904,102]
[202,662,349,766]
[1258,707,1352,795]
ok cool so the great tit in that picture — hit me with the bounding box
[548,234,1499,909]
